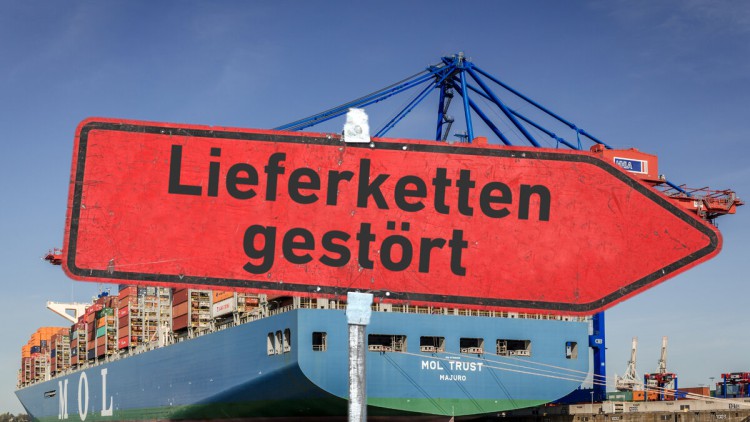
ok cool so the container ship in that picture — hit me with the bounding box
[18,54,739,421]
[16,286,591,420]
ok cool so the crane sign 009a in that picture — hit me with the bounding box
[62,118,721,315]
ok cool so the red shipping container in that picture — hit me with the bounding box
[118,286,137,297]
[173,314,188,331]
[172,301,188,317]
[172,289,188,304]
[96,336,106,347]
[679,387,710,399]
[118,315,129,329]
[246,297,259,306]
[71,355,78,366]
[96,344,105,357]
[118,306,129,318]
[118,336,129,349]
[86,303,103,315]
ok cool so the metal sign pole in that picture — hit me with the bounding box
[346,292,373,422]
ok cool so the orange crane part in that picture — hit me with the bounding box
[44,248,63,266]
[590,144,743,222]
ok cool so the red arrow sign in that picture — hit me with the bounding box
[63,118,720,314]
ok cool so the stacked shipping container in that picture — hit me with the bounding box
[117,286,140,350]
[19,327,68,386]
[95,307,117,357]
[211,291,262,320]
[50,330,71,375]
[69,322,85,367]
[83,302,103,360]
[117,285,172,349]
[20,288,263,388]
[173,289,211,332]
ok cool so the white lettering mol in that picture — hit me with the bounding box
[100,368,113,417]
[421,360,445,370]
[57,379,68,420]
[77,372,88,422]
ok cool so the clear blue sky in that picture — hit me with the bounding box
[2,1,748,413]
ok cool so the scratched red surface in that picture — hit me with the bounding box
[62,118,721,314]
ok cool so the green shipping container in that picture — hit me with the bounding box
[96,308,115,319]
[607,391,633,401]
[96,326,107,338]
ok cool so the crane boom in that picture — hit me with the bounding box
[658,336,668,375]
[616,337,641,391]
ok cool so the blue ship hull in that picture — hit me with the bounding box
[16,309,589,420]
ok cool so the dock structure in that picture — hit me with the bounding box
[503,398,750,421]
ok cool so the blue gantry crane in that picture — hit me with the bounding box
[275,53,741,402]
[276,53,741,224]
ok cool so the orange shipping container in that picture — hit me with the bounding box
[633,391,645,401]
[28,326,68,348]
[213,290,234,303]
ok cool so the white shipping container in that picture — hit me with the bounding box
[212,297,236,318]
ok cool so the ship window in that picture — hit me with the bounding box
[312,332,327,352]
[275,331,283,354]
[460,338,484,354]
[283,328,291,353]
[496,339,531,357]
[565,341,578,359]
[267,333,275,355]
[368,334,406,352]
[420,336,445,353]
